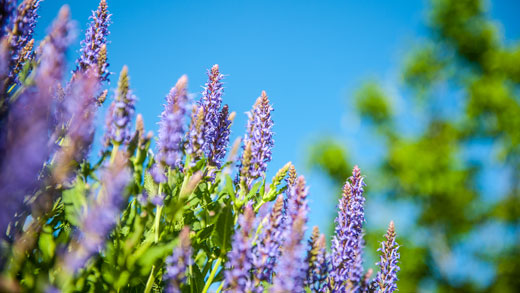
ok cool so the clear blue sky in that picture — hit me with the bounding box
[36,0,519,255]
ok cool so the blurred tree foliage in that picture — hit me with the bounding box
[308,0,520,291]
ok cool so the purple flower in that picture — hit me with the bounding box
[374,221,400,293]
[199,64,224,154]
[151,75,189,183]
[305,226,329,292]
[0,0,16,38]
[64,153,130,272]
[329,166,366,292]
[164,227,192,293]
[272,206,308,293]
[186,104,205,163]
[287,175,309,225]
[238,91,274,185]
[224,203,255,292]
[208,104,232,168]
[53,71,99,182]
[253,194,286,284]
[0,5,72,237]
[105,66,135,145]
[75,0,111,81]
[8,0,40,81]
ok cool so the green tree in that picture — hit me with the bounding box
[309,0,520,291]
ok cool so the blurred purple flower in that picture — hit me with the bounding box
[374,221,400,293]
[64,154,130,272]
[151,75,189,183]
[105,66,135,145]
[186,104,205,163]
[287,175,309,225]
[272,206,308,293]
[164,227,192,293]
[329,166,366,292]
[224,203,255,292]
[75,0,111,81]
[0,5,72,237]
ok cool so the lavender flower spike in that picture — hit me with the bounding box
[287,175,309,225]
[64,153,130,272]
[305,226,329,292]
[8,0,40,80]
[150,75,189,183]
[224,203,255,292]
[272,206,308,293]
[209,104,232,168]
[200,64,224,153]
[164,227,193,293]
[75,0,111,81]
[254,194,286,284]
[374,221,400,293]
[238,91,274,186]
[329,165,366,292]
[106,66,135,145]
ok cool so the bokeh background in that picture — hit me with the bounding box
[35,0,520,291]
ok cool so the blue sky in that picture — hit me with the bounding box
[36,0,519,245]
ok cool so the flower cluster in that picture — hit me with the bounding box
[0,2,400,292]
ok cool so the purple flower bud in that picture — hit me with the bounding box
[272,206,308,293]
[164,227,193,293]
[305,226,329,292]
[64,154,130,272]
[199,64,224,153]
[374,221,400,293]
[238,91,274,185]
[224,203,255,292]
[151,75,189,183]
[329,166,366,292]
[75,0,111,81]
[254,194,286,283]
[105,66,135,145]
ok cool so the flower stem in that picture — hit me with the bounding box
[202,257,222,293]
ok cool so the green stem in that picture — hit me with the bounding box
[144,265,155,293]
[154,185,164,243]
[215,281,225,293]
[202,257,222,293]
[110,143,120,164]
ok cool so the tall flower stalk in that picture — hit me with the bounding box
[306,226,329,292]
[224,204,255,292]
[164,227,193,293]
[105,66,135,148]
[254,194,286,284]
[272,206,308,292]
[238,91,274,187]
[329,166,366,292]
[374,221,400,293]
[151,75,189,183]
[75,0,110,81]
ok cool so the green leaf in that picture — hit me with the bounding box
[211,206,234,254]
[62,179,88,226]
[144,172,158,196]
[38,225,55,262]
